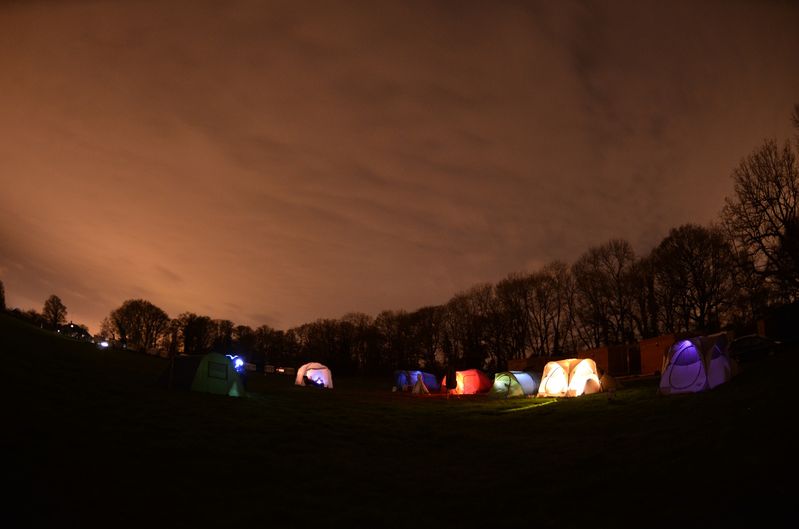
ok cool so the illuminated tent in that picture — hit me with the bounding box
[537,358,602,397]
[160,352,246,397]
[191,352,247,397]
[659,333,734,395]
[492,371,540,398]
[411,373,430,394]
[442,369,492,395]
[295,362,334,389]
[394,370,440,392]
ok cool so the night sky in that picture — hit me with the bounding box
[1,0,798,333]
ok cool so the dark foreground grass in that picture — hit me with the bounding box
[2,312,797,528]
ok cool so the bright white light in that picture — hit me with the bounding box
[99,341,109,348]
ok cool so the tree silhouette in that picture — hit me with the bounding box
[629,256,659,339]
[105,299,169,352]
[0,279,5,311]
[572,239,637,348]
[723,137,799,301]
[175,312,214,354]
[43,295,67,330]
[652,224,736,333]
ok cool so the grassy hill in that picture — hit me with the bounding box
[2,312,796,528]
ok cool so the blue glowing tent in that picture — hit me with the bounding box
[394,370,440,392]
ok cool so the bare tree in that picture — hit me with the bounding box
[653,224,736,333]
[468,283,507,370]
[106,299,169,352]
[232,325,256,355]
[407,306,445,371]
[722,137,799,301]
[175,313,214,353]
[161,318,182,358]
[254,324,293,366]
[43,295,67,330]
[292,318,352,371]
[572,239,637,348]
[442,287,489,369]
[340,312,378,373]
[496,273,532,360]
[728,248,771,329]
[211,319,235,353]
[629,255,659,339]
[374,310,413,371]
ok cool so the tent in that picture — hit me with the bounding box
[160,352,247,397]
[295,362,334,389]
[441,369,492,395]
[191,352,247,397]
[492,371,540,398]
[411,374,430,394]
[659,333,735,395]
[537,358,602,397]
[394,370,440,392]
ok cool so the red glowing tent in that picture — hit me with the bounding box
[441,369,492,395]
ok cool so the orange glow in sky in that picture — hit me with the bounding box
[1,1,798,333]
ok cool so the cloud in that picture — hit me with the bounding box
[1,0,798,332]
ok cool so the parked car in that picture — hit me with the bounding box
[728,335,780,363]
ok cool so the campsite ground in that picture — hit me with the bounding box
[2,312,796,528]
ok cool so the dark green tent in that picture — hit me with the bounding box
[161,352,246,397]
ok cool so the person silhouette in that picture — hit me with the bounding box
[445,365,457,399]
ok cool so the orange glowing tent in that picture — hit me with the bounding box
[537,358,601,397]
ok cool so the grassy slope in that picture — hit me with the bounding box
[2,312,796,528]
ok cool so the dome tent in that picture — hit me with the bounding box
[191,352,247,397]
[567,358,602,397]
[492,371,540,398]
[394,370,440,392]
[537,358,601,398]
[160,352,246,398]
[441,369,492,395]
[659,333,735,395]
[295,362,333,389]
[411,373,431,394]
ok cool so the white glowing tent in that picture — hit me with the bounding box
[659,333,734,395]
[537,358,602,397]
[295,362,334,389]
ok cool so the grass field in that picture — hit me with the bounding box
[2,312,796,528]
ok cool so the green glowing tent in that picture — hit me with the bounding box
[491,371,540,398]
[161,352,246,397]
[191,352,246,397]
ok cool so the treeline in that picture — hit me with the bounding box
[3,292,79,333]
[3,108,798,375]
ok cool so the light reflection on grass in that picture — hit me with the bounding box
[499,399,558,413]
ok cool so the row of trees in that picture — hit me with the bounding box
[2,289,73,332]
[95,107,799,374]
[4,108,797,375]
[93,219,783,375]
